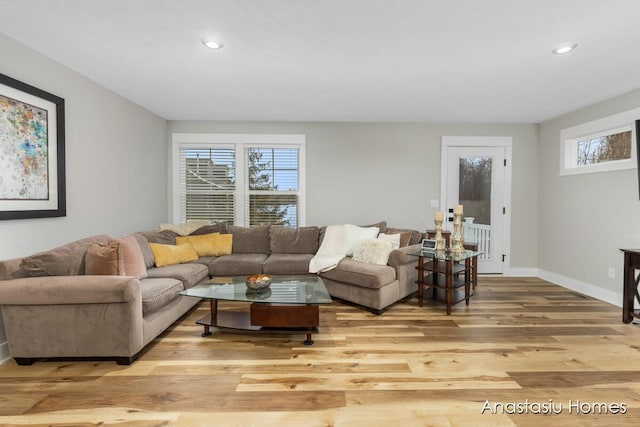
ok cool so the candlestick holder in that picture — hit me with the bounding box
[451,212,465,254]
[433,218,446,251]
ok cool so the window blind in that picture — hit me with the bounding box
[179,147,236,224]
[246,147,299,227]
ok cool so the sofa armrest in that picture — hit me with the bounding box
[387,244,421,268]
[0,275,140,305]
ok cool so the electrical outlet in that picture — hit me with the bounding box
[430,199,439,208]
[608,267,615,279]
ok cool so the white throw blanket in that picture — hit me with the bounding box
[309,225,347,273]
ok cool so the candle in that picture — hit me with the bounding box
[454,204,463,215]
[434,211,443,221]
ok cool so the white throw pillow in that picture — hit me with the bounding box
[343,224,380,256]
[352,239,395,265]
[378,233,401,249]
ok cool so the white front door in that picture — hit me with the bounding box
[441,138,511,274]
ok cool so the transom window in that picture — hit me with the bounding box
[560,108,639,176]
[172,134,305,227]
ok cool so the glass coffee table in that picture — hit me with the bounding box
[180,275,332,345]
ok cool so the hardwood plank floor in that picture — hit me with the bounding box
[1,277,640,426]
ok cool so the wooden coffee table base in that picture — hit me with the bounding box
[196,299,320,345]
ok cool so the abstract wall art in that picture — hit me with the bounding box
[0,73,65,220]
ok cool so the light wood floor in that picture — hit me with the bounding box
[1,277,640,426]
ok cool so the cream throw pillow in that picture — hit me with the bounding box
[343,224,380,256]
[352,239,395,265]
[377,233,401,249]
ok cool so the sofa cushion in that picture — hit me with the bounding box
[133,233,155,269]
[190,223,227,235]
[209,254,268,276]
[361,221,387,234]
[263,254,314,275]
[118,235,148,279]
[139,229,179,245]
[159,220,211,236]
[85,240,125,276]
[139,277,185,315]
[386,227,422,245]
[176,233,233,257]
[270,226,319,254]
[228,225,270,254]
[20,235,110,277]
[145,262,209,289]
[320,258,396,289]
[149,243,199,268]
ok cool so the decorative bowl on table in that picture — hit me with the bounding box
[245,274,272,291]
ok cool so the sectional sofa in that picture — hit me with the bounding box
[0,221,422,365]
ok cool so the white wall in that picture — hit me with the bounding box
[168,121,539,270]
[0,33,168,361]
[0,33,168,260]
[538,88,640,305]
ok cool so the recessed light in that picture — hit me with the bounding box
[202,38,223,49]
[552,42,577,55]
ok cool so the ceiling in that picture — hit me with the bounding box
[2,0,640,123]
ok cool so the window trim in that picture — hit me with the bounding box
[171,133,306,226]
[560,108,639,176]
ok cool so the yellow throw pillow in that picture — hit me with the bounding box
[149,243,199,267]
[175,233,233,257]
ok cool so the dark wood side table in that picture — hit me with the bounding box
[409,249,482,315]
[620,249,640,323]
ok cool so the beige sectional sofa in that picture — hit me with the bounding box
[0,221,421,365]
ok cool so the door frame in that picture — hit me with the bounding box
[440,136,513,275]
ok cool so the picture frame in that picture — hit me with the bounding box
[0,73,65,220]
[421,238,437,251]
[636,119,640,200]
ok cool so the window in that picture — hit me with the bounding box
[172,134,305,227]
[560,108,639,176]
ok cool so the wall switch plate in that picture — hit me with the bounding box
[608,267,615,279]
[430,199,439,208]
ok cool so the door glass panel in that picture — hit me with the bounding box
[459,157,492,257]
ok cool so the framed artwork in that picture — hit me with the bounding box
[0,73,65,220]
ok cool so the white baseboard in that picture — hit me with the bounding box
[538,269,622,308]
[488,268,622,308]
[504,267,539,277]
[0,340,9,365]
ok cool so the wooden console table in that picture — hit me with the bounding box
[620,249,640,323]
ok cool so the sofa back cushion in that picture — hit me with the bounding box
[138,229,179,245]
[133,233,156,269]
[228,225,271,254]
[386,227,422,245]
[190,223,227,235]
[270,226,319,254]
[20,234,110,277]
